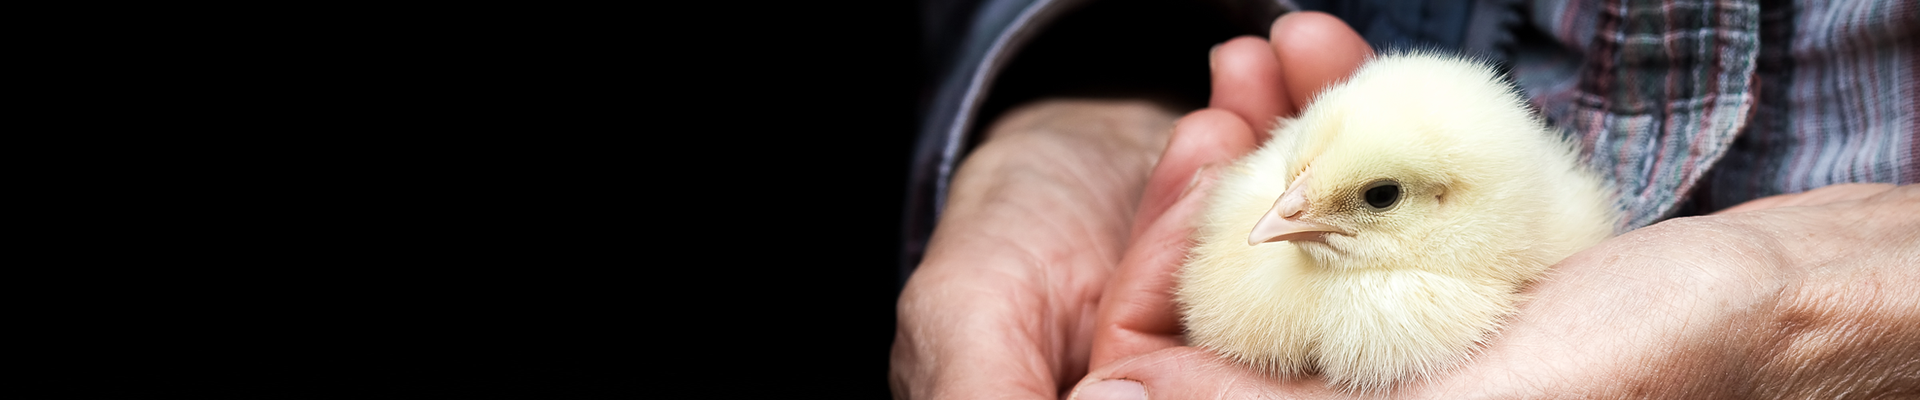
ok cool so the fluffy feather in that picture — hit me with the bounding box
[1176,52,1618,391]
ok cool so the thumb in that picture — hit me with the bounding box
[1068,347,1345,400]
[1128,109,1260,241]
[1096,109,1258,368]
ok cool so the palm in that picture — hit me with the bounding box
[1410,187,1918,398]
[892,98,1175,400]
[1082,186,1917,399]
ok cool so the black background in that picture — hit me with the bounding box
[16,2,918,398]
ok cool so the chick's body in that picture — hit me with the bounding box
[1176,53,1618,391]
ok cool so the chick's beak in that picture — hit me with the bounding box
[1249,167,1347,245]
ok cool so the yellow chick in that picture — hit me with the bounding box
[1175,52,1619,391]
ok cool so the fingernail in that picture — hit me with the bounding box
[1208,43,1222,71]
[1072,379,1146,400]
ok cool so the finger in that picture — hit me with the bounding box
[1092,168,1216,368]
[1712,183,1898,215]
[1069,347,1345,400]
[1130,109,1261,240]
[1209,36,1291,136]
[1270,11,1372,112]
[1101,110,1259,368]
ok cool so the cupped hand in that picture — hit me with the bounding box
[891,96,1178,400]
[1078,182,1917,399]
[1071,11,1920,400]
[892,11,1373,400]
[1077,9,1372,385]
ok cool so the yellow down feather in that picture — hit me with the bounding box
[1176,52,1619,392]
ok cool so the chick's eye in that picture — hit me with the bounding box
[1363,181,1400,210]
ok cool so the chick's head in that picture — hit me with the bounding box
[1246,53,1601,277]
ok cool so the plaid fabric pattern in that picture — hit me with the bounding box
[1701,0,1920,212]
[1520,0,1918,229]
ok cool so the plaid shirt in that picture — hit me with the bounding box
[905,0,1917,272]
[1517,0,1919,229]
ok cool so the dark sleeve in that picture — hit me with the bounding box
[902,0,1291,283]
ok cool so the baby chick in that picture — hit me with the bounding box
[1175,52,1619,391]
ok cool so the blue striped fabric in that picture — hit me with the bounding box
[1701,0,1919,212]
[1516,0,1918,229]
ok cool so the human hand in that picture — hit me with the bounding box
[890,97,1178,400]
[1068,11,1920,396]
[1073,9,1373,385]
[1076,180,1917,399]
[890,10,1377,400]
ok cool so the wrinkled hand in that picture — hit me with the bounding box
[1069,12,1920,400]
[1081,182,1917,399]
[1083,13,1372,376]
[890,96,1177,400]
[891,11,1372,400]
